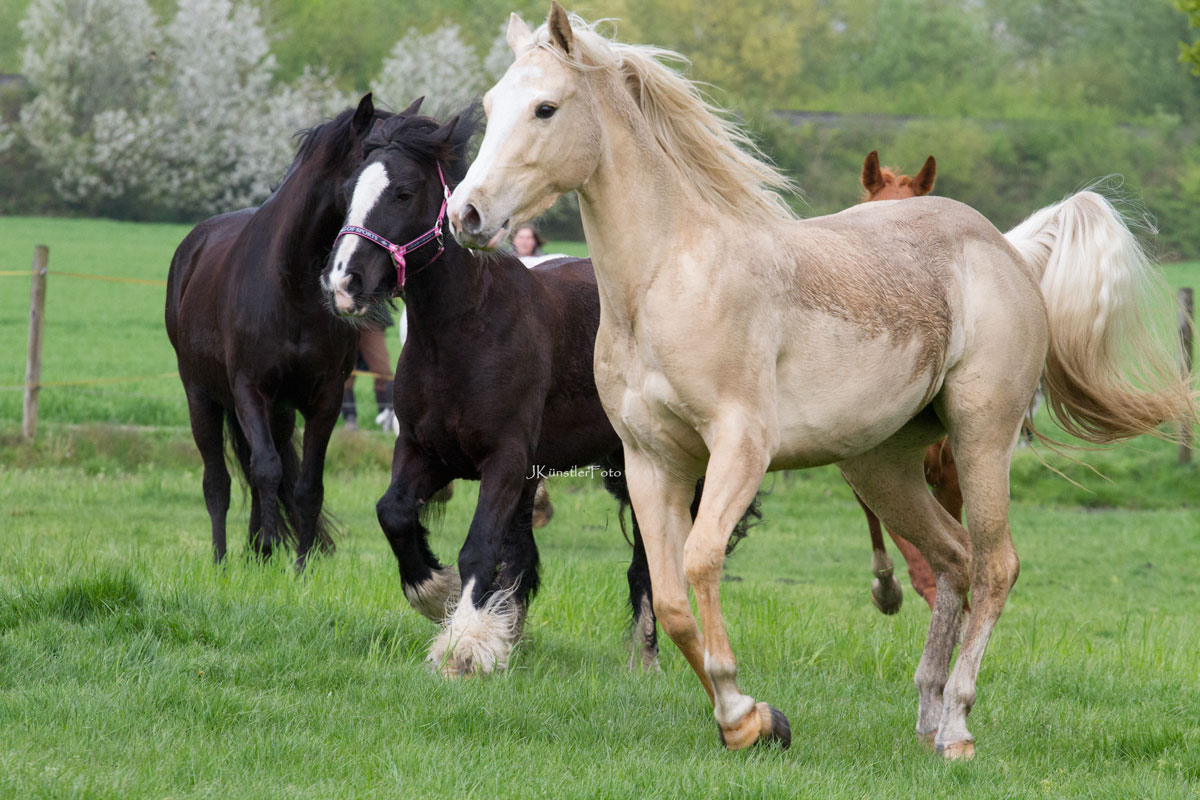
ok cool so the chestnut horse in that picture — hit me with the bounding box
[855,150,956,615]
[449,5,1193,757]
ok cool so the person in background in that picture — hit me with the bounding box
[511,222,545,260]
[511,222,570,268]
[341,322,398,434]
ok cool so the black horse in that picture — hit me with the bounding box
[165,95,407,566]
[321,105,759,676]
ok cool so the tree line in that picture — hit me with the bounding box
[2,0,1198,258]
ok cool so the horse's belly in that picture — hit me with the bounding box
[772,317,942,467]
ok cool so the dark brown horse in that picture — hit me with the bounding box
[165,95,396,567]
[857,150,962,613]
[320,106,759,676]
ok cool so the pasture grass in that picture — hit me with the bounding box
[1,217,1198,796]
[1,423,1198,798]
[0,217,590,429]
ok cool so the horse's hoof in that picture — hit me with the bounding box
[937,739,975,761]
[426,587,522,677]
[718,702,791,751]
[871,575,904,615]
[916,729,937,750]
[403,566,462,622]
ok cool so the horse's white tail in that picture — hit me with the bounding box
[1003,190,1196,443]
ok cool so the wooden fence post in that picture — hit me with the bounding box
[22,245,48,442]
[1180,286,1194,465]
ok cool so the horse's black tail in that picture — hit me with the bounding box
[222,410,337,555]
[601,462,764,557]
[690,477,765,557]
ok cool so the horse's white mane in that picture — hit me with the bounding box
[529,14,798,222]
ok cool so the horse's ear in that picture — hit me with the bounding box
[438,115,461,144]
[912,155,937,196]
[507,12,533,53]
[861,150,885,194]
[398,96,425,118]
[352,93,375,133]
[548,1,574,57]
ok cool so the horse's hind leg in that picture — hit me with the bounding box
[887,527,938,609]
[232,377,284,559]
[531,479,554,528]
[495,478,542,628]
[855,492,904,614]
[839,437,971,751]
[929,393,1028,759]
[376,434,455,620]
[186,390,230,563]
[293,387,343,569]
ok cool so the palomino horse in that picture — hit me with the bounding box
[320,105,761,675]
[166,95,393,567]
[856,150,955,614]
[449,5,1194,757]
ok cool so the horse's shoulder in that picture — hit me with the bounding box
[169,208,252,286]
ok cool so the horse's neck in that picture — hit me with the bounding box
[260,168,342,290]
[400,244,488,334]
[576,102,700,320]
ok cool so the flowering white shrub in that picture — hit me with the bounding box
[19,0,163,207]
[17,0,355,218]
[374,24,485,116]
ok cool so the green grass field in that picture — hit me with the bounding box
[1,217,1199,798]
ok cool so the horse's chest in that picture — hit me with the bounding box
[594,329,709,468]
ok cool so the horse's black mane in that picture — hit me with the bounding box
[364,103,482,184]
[268,103,390,197]
[295,106,366,163]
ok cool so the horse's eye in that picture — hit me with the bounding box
[535,103,557,120]
[395,188,414,202]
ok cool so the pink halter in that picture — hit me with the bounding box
[334,162,450,294]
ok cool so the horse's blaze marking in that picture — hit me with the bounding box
[330,161,390,312]
[452,64,543,236]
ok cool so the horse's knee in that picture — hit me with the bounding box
[249,450,282,491]
[683,540,724,588]
[653,594,696,643]
[376,486,418,532]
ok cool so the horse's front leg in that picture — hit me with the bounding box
[376,434,456,620]
[683,425,791,750]
[428,450,531,677]
[292,385,344,570]
[621,447,715,699]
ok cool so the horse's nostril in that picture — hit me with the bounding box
[346,273,362,296]
[462,204,482,235]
